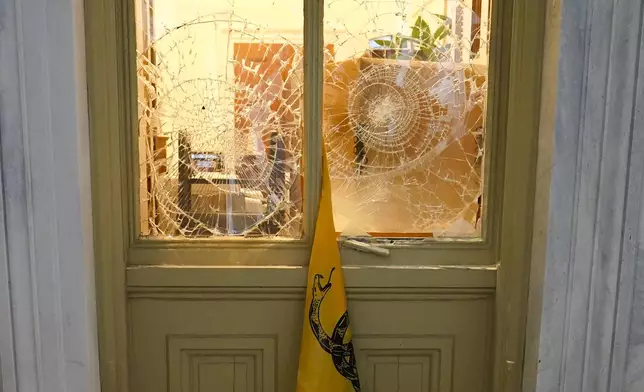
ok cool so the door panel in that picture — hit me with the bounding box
[168,336,273,392]
[128,269,493,392]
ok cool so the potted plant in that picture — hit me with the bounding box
[368,14,451,61]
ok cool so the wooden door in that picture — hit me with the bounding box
[86,0,545,391]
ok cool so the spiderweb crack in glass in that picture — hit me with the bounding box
[135,0,490,240]
[323,0,489,238]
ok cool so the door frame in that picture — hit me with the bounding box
[84,1,546,392]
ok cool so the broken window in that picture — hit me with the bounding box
[136,0,305,238]
[323,0,489,239]
[135,0,490,240]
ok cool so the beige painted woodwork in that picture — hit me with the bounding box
[129,296,493,391]
[127,267,495,392]
[84,0,546,392]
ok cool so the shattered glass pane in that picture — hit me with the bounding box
[135,0,305,238]
[134,0,490,241]
[323,0,490,239]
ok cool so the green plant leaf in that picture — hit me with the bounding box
[413,16,433,48]
[418,17,431,33]
[434,25,449,41]
[394,33,403,47]
[412,16,423,39]
[411,26,421,39]
[432,13,448,21]
[409,14,452,60]
[421,46,434,60]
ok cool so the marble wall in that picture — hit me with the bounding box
[627,258,644,391]
[525,0,644,391]
[0,0,100,391]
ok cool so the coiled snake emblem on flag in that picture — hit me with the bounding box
[308,267,361,392]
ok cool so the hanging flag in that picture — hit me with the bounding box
[296,148,361,392]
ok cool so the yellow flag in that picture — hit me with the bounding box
[296,149,361,392]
